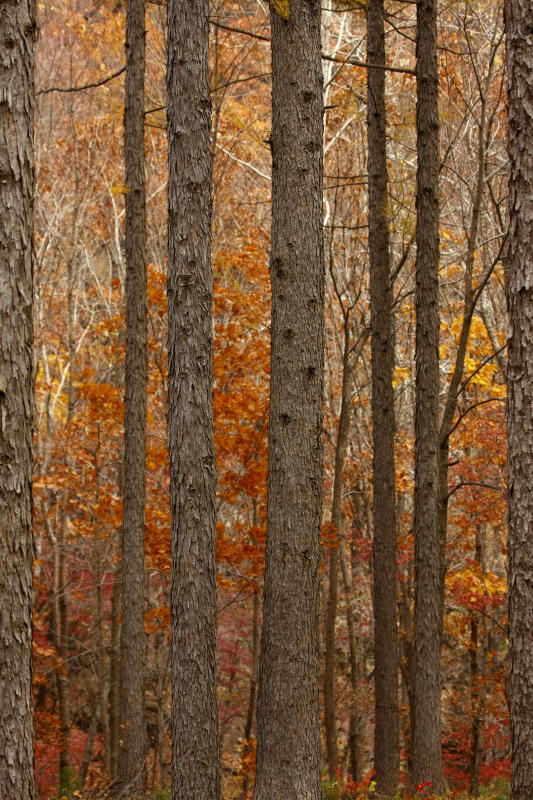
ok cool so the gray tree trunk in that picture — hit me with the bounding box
[116,0,148,793]
[166,3,221,800]
[411,0,443,790]
[505,0,533,796]
[0,2,35,798]
[253,3,324,799]
[366,0,400,792]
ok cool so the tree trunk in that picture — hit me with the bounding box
[78,702,99,791]
[50,518,72,796]
[411,0,443,790]
[116,0,148,793]
[0,2,35,798]
[253,4,324,799]
[324,326,352,783]
[95,558,111,778]
[437,70,490,640]
[367,0,399,791]
[505,0,533,796]
[166,2,221,800]
[324,548,339,784]
[339,542,360,786]
[241,591,260,800]
[108,570,121,781]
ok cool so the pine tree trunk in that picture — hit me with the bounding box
[505,0,533,796]
[166,3,221,800]
[324,548,339,783]
[339,542,360,786]
[117,0,148,792]
[411,0,443,790]
[254,3,324,799]
[367,0,400,791]
[0,2,35,798]
[50,520,72,795]
[108,572,121,781]
[324,327,352,784]
[240,591,260,800]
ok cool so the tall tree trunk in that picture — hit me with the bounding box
[324,549,339,784]
[50,518,72,796]
[240,590,261,800]
[78,702,99,791]
[254,3,324,799]
[108,571,121,781]
[116,0,148,793]
[469,612,480,796]
[411,0,443,790]
[468,520,486,797]
[437,66,492,636]
[166,3,221,800]
[339,541,360,786]
[95,558,111,777]
[505,0,533,796]
[0,2,35,798]
[324,326,352,783]
[367,0,399,792]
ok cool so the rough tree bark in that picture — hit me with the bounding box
[324,323,351,783]
[253,3,324,799]
[0,2,35,798]
[411,0,443,790]
[167,2,221,800]
[367,0,400,791]
[116,0,148,793]
[505,0,533,796]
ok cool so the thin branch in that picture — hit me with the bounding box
[459,343,507,394]
[447,397,506,439]
[37,66,125,96]
[445,604,507,636]
[209,19,416,75]
[210,19,270,43]
[447,480,503,501]
[215,143,271,181]
[323,52,416,76]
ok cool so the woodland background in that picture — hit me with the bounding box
[32,0,508,797]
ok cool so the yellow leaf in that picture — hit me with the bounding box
[272,0,290,19]
[110,182,129,195]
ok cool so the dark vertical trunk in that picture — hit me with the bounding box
[411,0,443,791]
[324,549,339,783]
[469,613,480,796]
[437,84,488,639]
[0,2,35,797]
[468,525,485,797]
[324,327,352,783]
[339,542,360,786]
[50,520,72,795]
[505,0,533,796]
[253,3,324,799]
[95,561,111,777]
[167,3,221,800]
[399,570,415,777]
[367,0,399,792]
[108,571,121,781]
[78,702,99,791]
[241,591,261,800]
[117,0,148,793]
